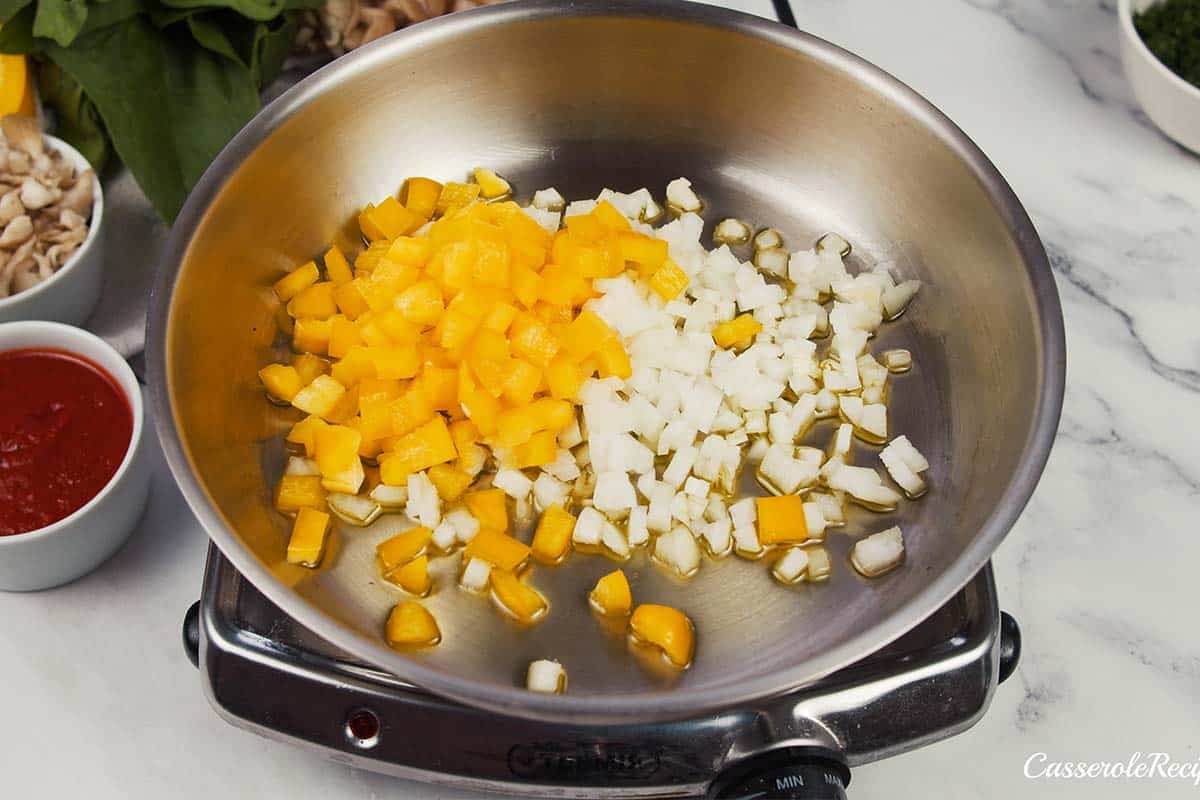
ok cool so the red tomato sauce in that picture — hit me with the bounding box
[0,349,133,536]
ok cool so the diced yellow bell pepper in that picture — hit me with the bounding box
[380,416,457,483]
[562,310,615,362]
[545,355,584,400]
[328,316,364,359]
[334,280,370,320]
[292,353,329,385]
[315,424,365,494]
[495,405,540,448]
[489,569,548,624]
[564,213,606,242]
[472,167,512,199]
[437,309,484,352]
[259,364,304,403]
[589,569,632,616]
[375,309,422,344]
[592,200,631,232]
[712,314,763,349]
[435,181,482,215]
[510,264,542,309]
[401,177,443,220]
[415,366,458,411]
[755,496,809,545]
[353,240,391,275]
[396,280,445,326]
[292,374,347,418]
[530,397,574,430]
[427,463,473,501]
[459,387,501,435]
[501,359,541,406]
[330,346,376,387]
[324,245,353,286]
[513,430,558,469]
[510,315,560,368]
[471,240,511,289]
[286,507,331,567]
[324,384,360,425]
[648,259,689,301]
[596,337,632,379]
[292,318,332,355]
[619,232,668,271]
[359,378,403,409]
[286,415,329,458]
[360,196,425,241]
[531,504,575,565]
[275,474,327,515]
[385,601,441,648]
[275,305,294,336]
[273,261,320,301]
[388,236,434,267]
[464,528,531,571]
[629,604,695,669]
[482,301,519,334]
[287,282,338,319]
[377,526,433,571]
[464,487,508,532]
[360,261,421,312]
[386,554,432,596]
[363,345,420,381]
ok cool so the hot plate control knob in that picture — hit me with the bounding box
[709,747,849,799]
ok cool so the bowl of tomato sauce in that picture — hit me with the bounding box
[0,321,148,591]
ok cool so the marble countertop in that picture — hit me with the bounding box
[3,0,1198,797]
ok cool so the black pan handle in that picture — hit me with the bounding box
[183,600,201,668]
[998,611,1021,684]
[709,748,849,799]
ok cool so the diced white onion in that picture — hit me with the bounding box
[772,547,809,583]
[460,557,492,592]
[851,526,905,577]
[654,526,702,577]
[326,493,382,527]
[713,218,752,245]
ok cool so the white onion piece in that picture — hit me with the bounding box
[882,280,920,320]
[882,349,913,373]
[654,526,702,577]
[772,547,809,584]
[432,520,457,551]
[573,507,605,546]
[824,462,903,511]
[851,526,905,577]
[805,546,832,581]
[885,435,930,473]
[285,456,320,476]
[754,248,789,277]
[815,232,851,257]
[665,177,702,212]
[369,483,408,509]
[880,447,927,498]
[714,218,752,245]
[526,659,566,694]
[326,493,382,527]
[753,227,783,250]
[532,187,565,211]
[445,508,480,543]
[494,468,533,500]
[459,557,492,592]
[406,472,441,528]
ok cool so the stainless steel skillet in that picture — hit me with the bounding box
[148,0,1065,724]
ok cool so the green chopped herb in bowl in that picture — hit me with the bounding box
[1134,0,1200,89]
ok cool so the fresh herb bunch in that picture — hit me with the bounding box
[1135,0,1200,90]
[0,0,322,220]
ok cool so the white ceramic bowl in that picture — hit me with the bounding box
[0,321,148,591]
[0,135,105,326]
[1119,0,1200,153]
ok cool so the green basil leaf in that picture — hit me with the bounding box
[186,12,244,65]
[32,0,91,47]
[156,0,291,24]
[0,0,34,27]
[36,59,109,169]
[46,15,260,220]
[251,13,295,88]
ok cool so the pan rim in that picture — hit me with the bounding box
[147,0,1066,724]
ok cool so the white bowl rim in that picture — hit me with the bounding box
[0,134,104,310]
[1118,0,1200,103]
[0,320,143,545]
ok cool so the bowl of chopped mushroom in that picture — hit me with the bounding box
[0,115,102,326]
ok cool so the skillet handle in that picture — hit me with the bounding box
[183,600,201,668]
[708,747,849,799]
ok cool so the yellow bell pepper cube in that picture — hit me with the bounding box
[353,240,391,275]
[414,366,458,411]
[510,316,560,368]
[501,359,541,406]
[712,314,763,349]
[513,430,558,469]
[483,301,519,334]
[275,305,294,336]
[292,374,347,418]
[357,402,395,442]
[592,200,632,232]
[531,504,576,565]
[286,415,329,458]
[328,316,364,359]
[596,338,632,380]
[400,177,443,220]
[324,384,359,425]
[427,463,473,501]
[460,387,502,435]
[315,424,365,494]
[384,416,458,479]
[377,526,433,571]
[509,237,547,272]
[435,181,481,215]
[495,405,539,448]
[330,346,376,387]
[464,487,508,532]
[374,309,422,344]
[563,212,607,242]
[286,507,331,567]
[531,397,574,430]
[755,495,810,546]
[323,245,353,286]
[536,265,587,307]
[385,388,434,437]
[619,232,668,271]
[358,377,402,409]
[292,353,329,385]
[464,528,531,572]
[385,601,441,648]
[395,280,445,327]
[363,345,420,381]
[360,196,425,241]
[562,310,615,361]
[273,260,320,301]
[386,553,432,596]
[545,355,584,400]
[629,604,695,669]
[535,302,573,326]
[489,569,548,624]
[388,236,434,267]
[450,420,488,477]
[510,264,542,309]
[449,419,480,451]
[334,280,370,320]
[472,167,512,199]
[648,259,689,301]
[360,261,421,312]
[275,475,327,515]
[292,317,332,355]
[589,569,632,616]
[437,309,485,352]
[287,282,338,319]
[258,363,304,403]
